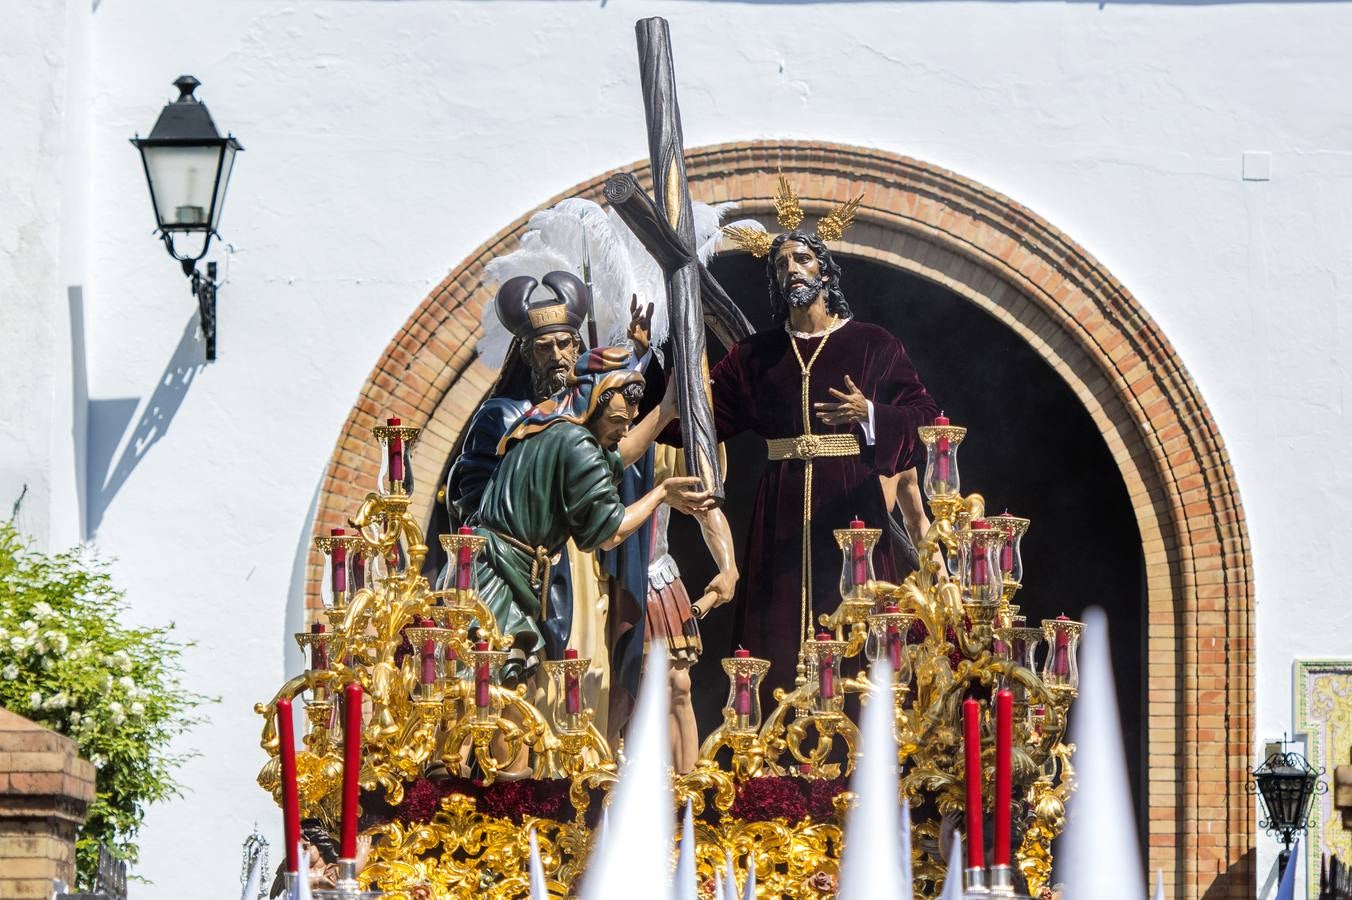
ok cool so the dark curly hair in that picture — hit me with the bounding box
[590,381,645,422]
[766,231,852,325]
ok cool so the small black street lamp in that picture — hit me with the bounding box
[1249,741,1327,880]
[131,76,243,361]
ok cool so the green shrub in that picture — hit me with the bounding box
[0,521,211,888]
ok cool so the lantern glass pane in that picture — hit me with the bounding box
[142,145,223,229]
[208,144,238,232]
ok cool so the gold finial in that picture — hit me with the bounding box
[816,194,863,243]
[774,173,805,231]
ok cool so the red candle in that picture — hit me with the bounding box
[934,413,951,483]
[1052,614,1070,677]
[351,551,366,590]
[419,617,436,685]
[330,527,348,602]
[849,518,868,588]
[1000,513,1015,574]
[310,622,328,671]
[340,682,363,860]
[884,603,903,671]
[733,648,751,717]
[963,698,984,870]
[970,519,990,587]
[456,525,474,591]
[474,640,491,709]
[275,698,301,873]
[564,648,581,715]
[387,417,404,485]
[816,633,836,700]
[994,689,1013,867]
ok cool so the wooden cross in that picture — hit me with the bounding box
[603,17,753,502]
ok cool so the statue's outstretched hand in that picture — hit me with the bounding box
[695,569,738,616]
[628,294,654,357]
[663,475,715,515]
[814,375,869,427]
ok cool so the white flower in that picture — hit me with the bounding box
[28,691,42,709]
[89,753,106,768]
[69,711,81,725]
[129,702,145,717]
[109,711,126,727]
[33,637,48,655]
[39,657,53,671]
[99,674,113,692]
[118,676,136,691]
[112,651,133,673]
[31,601,53,620]
[1,663,17,680]
[44,692,69,710]
[108,700,123,714]
[9,636,25,652]
[45,632,68,654]
[19,619,37,634]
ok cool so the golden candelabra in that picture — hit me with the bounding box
[256,416,1081,899]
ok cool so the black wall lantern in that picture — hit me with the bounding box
[131,76,242,361]
[1249,742,1327,880]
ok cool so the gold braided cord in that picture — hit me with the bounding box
[786,318,839,667]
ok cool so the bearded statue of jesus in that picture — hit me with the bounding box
[666,230,940,702]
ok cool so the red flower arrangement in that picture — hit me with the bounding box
[725,775,845,824]
[392,776,582,826]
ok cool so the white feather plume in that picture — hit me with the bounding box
[476,196,738,368]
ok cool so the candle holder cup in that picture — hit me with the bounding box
[833,524,882,605]
[805,635,847,715]
[540,653,593,735]
[1040,616,1084,695]
[918,422,967,501]
[722,652,770,733]
[372,419,420,498]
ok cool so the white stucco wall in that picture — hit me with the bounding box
[3,0,1350,895]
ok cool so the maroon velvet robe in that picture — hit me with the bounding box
[701,319,939,700]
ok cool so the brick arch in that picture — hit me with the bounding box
[311,140,1253,900]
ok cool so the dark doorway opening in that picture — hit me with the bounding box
[670,251,1147,812]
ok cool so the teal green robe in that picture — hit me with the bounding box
[473,422,626,653]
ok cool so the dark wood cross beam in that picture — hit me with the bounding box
[604,17,754,502]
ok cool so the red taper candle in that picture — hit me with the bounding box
[849,517,868,588]
[963,698,984,869]
[564,648,581,715]
[884,602,903,671]
[275,698,301,873]
[351,549,366,591]
[817,633,836,700]
[474,640,491,709]
[970,519,990,586]
[419,617,436,685]
[733,648,752,717]
[340,682,363,860]
[935,413,951,483]
[1052,613,1070,677]
[386,417,404,485]
[1000,511,1015,574]
[456,525,474,590]
[310,622,328,671]
[994,689,1013,867]
[330,527,348,600]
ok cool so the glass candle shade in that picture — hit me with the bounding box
[917,417,967,499]
[438,530,486,599]
[405,623,450,700]
[1041,615,1084,693]
[806,633,847,714]
[722,649,770,733]
[315,529,359,609]
[960,521,1006,608]
[295,624,335,703]
[833,521,882,604]
[540,649,591,734]
[372,418,419,496]
[986,512,1030,590]
[865,605,916,688]
[468,641,508,723]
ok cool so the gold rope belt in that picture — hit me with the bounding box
[765,433,861,461]
[487,528,553,620]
